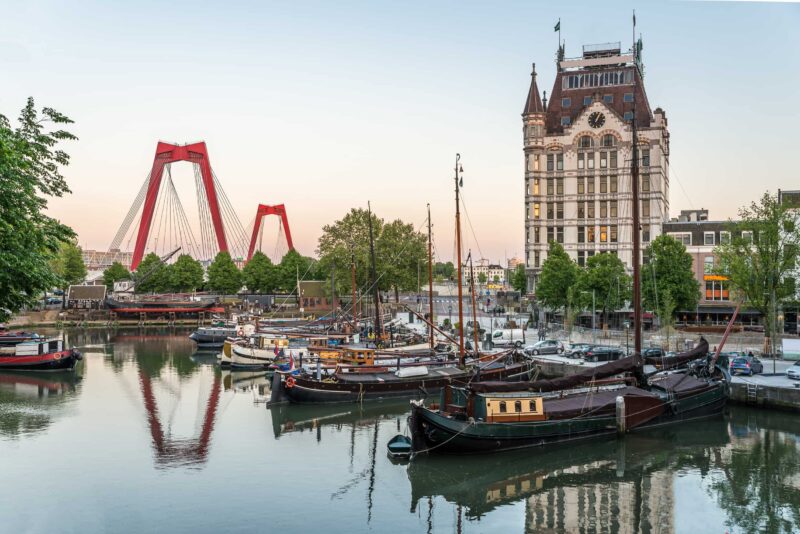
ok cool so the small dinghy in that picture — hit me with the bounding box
[387,434,413,459]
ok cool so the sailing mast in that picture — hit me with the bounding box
[468,252,480,355]
[367,202,382,346]
[454,154,465,365]
[630,11,643,362]
[351,249,358,329]
[427,204,435,349]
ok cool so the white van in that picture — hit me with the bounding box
[490,329,528,348]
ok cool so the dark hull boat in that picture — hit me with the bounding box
[0,338,82,372]
[105,297,218,314]
[277,355,535,405]
[410,340,730,454]
[189,326,240,349]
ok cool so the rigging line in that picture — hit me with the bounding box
[194,164,213,259]
[170,173,201,259]
[663,156,694,211]
[110,172,151,251]
[459,191,484,262]
[167,169,176,255]
[151,166,169,257]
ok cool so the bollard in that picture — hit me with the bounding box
[316,358,321,381]
[615,396,626,435]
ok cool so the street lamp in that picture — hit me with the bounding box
[582,289,596,345]
[624,321,630,355]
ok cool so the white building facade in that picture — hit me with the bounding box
[523,41,670,293]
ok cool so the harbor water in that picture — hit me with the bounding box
[1,329,798,533]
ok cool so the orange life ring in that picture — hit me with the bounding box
[237,329,244,336]
[54,352,61,360]
[285,376,296,389]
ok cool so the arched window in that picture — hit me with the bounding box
[579,136,593,149]
[528,400,536,412]
[602,134,616,147]
[514,400,522,413]
[499,401,507,413]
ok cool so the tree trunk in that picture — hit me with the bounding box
[394,285,399,303]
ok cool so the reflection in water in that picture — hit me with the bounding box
[0,371,82,438]
[269,401,410,440]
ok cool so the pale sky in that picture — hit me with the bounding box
[3,1,799,264]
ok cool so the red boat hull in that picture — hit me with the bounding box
[0,349,82,371]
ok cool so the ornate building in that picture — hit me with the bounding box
[523,41,670,292]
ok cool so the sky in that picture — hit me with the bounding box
[2,0,799,264]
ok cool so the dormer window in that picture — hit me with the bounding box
[561,116,571,126]
[561,98,571,108]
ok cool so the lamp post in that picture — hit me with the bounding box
[582,289,596,345]
[624,321,630,355]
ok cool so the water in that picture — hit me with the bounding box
[1,329,798,534]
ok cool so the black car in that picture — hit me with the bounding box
[567,343,594,359]
[583,346,624,362]
[642,347,666,359]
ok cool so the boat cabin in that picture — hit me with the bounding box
[339,348,375,366]
[439,386,546,422]
[15,339,64,356]
[250,335,289,350]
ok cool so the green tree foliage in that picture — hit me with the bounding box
[207,252,242,294]
[0,98,77,321]
[276,250,317,292]
[134,252,171,293]
[511,264,527,294]
[102,261,130,290]
[642,234,700,315]
[242,251,278,293]
[317,208,427,300]
[716,192,800,353]
[433,261,455,281]
[536,242,579,313]
[477,272,488,286]
[169,254,204,292]
[576,252,631,324]
[53,240,87,291]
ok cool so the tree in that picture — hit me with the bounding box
[642,234,700,317]
[536,242,579,314]
[275,249,316,292]
[242,251,278,293]
[493,275,501,284]
[103,261,130,290]
[434,261,455,281]
[576,252,631,327]
[53,240,87,292]
[0,98,77,321]
[511,264,527,294]
[478,272,488,287]
[716,192,800,356]
[169,254,204,292]
[207,252,242,294]
[376,219,427,301]
[134,252,171,293]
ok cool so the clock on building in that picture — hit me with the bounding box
[588,112,605,128]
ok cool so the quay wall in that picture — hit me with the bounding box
[729,382,800,412]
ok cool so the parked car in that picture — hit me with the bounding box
[729,355,764,376]
[567,343,594,359]
[490,329,528,348]
[788,361,800,380]
[642,347,666,359]
[584,346,624,362]
[45,297,62,305]
[524,340,565,356]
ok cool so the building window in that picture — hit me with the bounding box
[600,152,607,168]
[704,256,714,273]
[547,154,554,171]
[556,202,564,220]
[533,178,540,195]
[546,203,554,219]
[720,231,731,244]
[583,96,592,106]
[600,225,608,243]
[587,201,595,218]
[642,200,650,217]
[642,149,650,167]
[704,232,715,246]
[578,226,585,243]
[577,202,585,219]
[533,203,540,219]
[602,134,615,147]
[603,94,613,104]
[561,116,571,126]
[577,177,585,195]
[577,250,586,266]
[556,227,564,243]
[742,231,753,243]
[556,177,564,195]
[526,179,530,196]
[556,153,564,171]
[608,151,616,169]
[579,136,593,148]
[547,178,554,195]
[587,177,595,195]
[706,280,730,301]
[562,98,571,108]
[610,226,618,243]
[610,200,618,218]
[643,226,651,243]
[526,228,530,242]
[609,175,618,193]
[587,226,595,242]
[587,153,595,169]
[533,154,540,171]
[547,227,554,243]
[624,111,633,121]
[624,93,634,103]
[642,175,650,192]
[600,176,607,194]
[534,227,540,243]
[600,201,607,218]
[535,251,540,268]
[670,232,691,246]
[577,152,585,169]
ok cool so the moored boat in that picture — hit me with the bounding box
[0,338,82,371]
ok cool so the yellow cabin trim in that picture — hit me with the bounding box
[485,397,545,423]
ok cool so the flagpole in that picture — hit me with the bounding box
[558,18,561,51]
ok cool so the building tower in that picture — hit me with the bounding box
[523,39,670,293]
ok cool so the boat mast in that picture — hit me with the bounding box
[367,202,382,346]
[630,11,642,359]
[454,154,465,365]
[468,251,480,355]
[427,204,435,349]
[351,248,358,329]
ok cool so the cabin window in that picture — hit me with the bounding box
[528,400,536,412]
[499,401,507,413]
[514,400,522,413]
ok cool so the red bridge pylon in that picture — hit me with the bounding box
[246,204,294,262]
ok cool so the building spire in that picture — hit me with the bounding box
[523,62,544,115]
